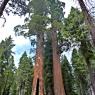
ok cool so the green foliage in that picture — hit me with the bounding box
[1,1,95,95]
[61,55,76,95]
[14,0,49,37]
[72,49,89,95]
[60,7,95,95]
[28,15,49,34]
[0,36,15,60]
[0,38,33,95]
[16,52,33,95]
[0,37,16,95]
[61,7,88,41]
[48,0,65,21]
[30,0,48,15]
[44,32,54,95]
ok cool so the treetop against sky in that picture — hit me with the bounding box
[0,0,78,67]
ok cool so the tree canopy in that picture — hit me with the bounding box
[0,0,95,95]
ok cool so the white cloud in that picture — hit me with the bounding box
[13,36,30,46]
[0,14,24,41]
[0,14,29,46]
[61,0,79,17]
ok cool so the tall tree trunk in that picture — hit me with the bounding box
[78,0,95,46]
[0,0,10,17]
[51,29,66,95]
[32,32,44,95]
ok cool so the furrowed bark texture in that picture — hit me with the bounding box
[51,29,66,95]
[32,32,44,95]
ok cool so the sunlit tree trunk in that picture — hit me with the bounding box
[32,32,44,95]
[78,0,95,46]
[51,29,66,95]
[0,0,10,17]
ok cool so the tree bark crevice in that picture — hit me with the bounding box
[32,32,44,95]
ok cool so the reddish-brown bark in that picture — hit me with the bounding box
[32,32,44,95]
[51,29,66,95]
[0,0,10,17]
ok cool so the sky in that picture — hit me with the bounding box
[0,0,79,67]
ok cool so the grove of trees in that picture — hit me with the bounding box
[0,0,95,95]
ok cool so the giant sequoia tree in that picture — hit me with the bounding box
[14,0,66,94]
[14,0,49,95]
[1,0,95,95]
[48,0,66,95]
[26,1,48,95]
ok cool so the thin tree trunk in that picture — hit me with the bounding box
[78,0,95,46]
[51,29,66,95]
[0,0,10,17]
[32,32,44,95]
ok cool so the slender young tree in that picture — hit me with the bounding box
[61,55,76,95]
[72,49,88,95]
